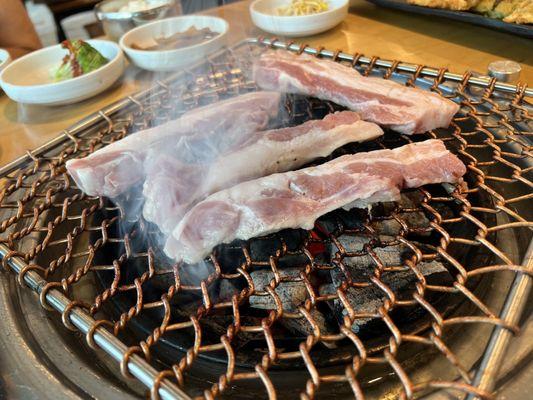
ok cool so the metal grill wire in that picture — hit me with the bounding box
[0,39,532,399]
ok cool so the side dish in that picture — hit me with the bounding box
[118,0,170,13]
[277,0,330,15]
[406,0,533,24]
[131,26,220,51]
[52,40,109,82]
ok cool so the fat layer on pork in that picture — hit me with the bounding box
[142,111,383,234]
[66,91,281,197]
[164,139,467,264]
[253,50,459,135]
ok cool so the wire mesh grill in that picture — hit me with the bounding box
[0,38,531,400]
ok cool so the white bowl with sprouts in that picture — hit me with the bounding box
[250,0,349,37]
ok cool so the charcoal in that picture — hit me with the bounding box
[176,261,214,286]
[432,202,456,220]
[322,260,453,333]
[217,278,245,302]
[332,234,371,254]
[319,283,337,297]
[372,218,404,236]
[248,230,307,261]
[281,309,338,348]
[328,234,447,284]
[277,253,311,269]
[330,235,407,282]
[371,192,432,236]
[249,268,306,312]
[148,269,177,291]
[331,208,369,230]
[201,314,263,348]
[249,236,283,261]
[213,244,246,273]
[170,295,202,317]
[248,268,336,341]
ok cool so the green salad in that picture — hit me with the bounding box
[53,40,109,82]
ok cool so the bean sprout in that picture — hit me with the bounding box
[277,0,330,16]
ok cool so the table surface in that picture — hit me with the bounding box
[0,0,531,167]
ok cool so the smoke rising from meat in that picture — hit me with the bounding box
[103,89,288,280]
[65,44,462,293]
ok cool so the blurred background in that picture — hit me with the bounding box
[26,0,242,46]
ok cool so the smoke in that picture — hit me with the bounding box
[105,82,287,285]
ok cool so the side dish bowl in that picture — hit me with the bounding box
[250,0,349,37]
[0,49,11,74]
[0,40,124,105]
[119,15,229,72]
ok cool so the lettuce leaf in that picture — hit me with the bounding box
[53,40,108,82]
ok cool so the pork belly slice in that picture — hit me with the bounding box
[164,139,466,264]
[143,111,383,234]
[65,91,281,197]
[253,50,459,135]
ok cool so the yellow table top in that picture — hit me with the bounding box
[0,0,530,166]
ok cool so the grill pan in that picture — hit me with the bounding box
[0,38,531,399]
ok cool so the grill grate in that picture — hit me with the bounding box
[0,38,531,400]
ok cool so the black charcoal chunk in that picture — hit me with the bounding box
[329,235,408,282]
[371,192,432,236]
[323,260,452,333]
[432,202,456,220]
[201,314,263,347]
[213,244,246,273]
[281,309,337,348]
[248,230,307,262]
[249,268,306,312]
[217,278,245,302]
[333,234,372,254]
[248,268,336,340]
[249,236,283,262]
[372,218,404,236]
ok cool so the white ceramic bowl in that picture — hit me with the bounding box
[120,16,229,72]
[250,0,349,37]
[0,40,124,105]
[0,49,11,74]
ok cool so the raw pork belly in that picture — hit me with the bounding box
[253,50,459,135]
[164,139,466,263]
[65,91,281,197]
[143,111,383,234]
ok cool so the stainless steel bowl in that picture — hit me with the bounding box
[95,0,179,42]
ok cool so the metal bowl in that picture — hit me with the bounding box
[95,0,178,41]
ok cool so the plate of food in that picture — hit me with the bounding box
[250,0,349,37]
[0,39,125,105]
[119,15,228,72]
[365,0,533,38]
